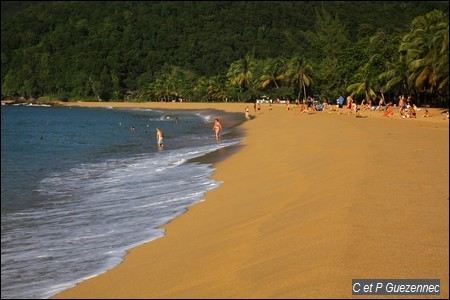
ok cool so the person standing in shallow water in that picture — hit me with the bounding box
[156,128,164,147]
[213,118,222,140]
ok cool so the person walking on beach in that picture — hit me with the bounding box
[156,128,164,147]
[245,106,250,119]
[213,118,222,140]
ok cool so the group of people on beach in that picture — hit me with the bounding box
[246,93,449,121]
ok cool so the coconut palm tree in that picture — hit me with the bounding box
[193,77,209,102]
[400,10,448,94]
[259,57,287,90]
[432,17,449,95]
[378,57,409,95]
[208,76,228,101]
[288,55,313,100]
[226,53,255,93]
[346,57,377,102]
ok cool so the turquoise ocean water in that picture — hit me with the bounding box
[1,104,241,299]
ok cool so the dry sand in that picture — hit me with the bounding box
[52,102,449,299]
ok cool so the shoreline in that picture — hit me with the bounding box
[56,101,250,168]
[55,101,249,168]
[53,101,448,298]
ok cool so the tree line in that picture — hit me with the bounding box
[1,1,448,106]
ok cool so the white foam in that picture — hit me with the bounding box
[1,137,241,299]
[195,112,213,123]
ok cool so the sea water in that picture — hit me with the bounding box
[1,104,241,299]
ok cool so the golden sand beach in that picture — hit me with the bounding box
[52,102,448,298]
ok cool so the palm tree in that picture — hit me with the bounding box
[378,57,409,95]
[259,57,287,90]
[432,17,449,95]
[400,10,448,94]
[226,53,255,93]
[288,55,313,100]
[193,77,209,102]
[207,76,227,101]
[346,57,377,102]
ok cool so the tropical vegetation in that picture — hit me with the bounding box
[1,1,448,107]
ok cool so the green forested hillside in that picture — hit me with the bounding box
[1,1,448,106]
